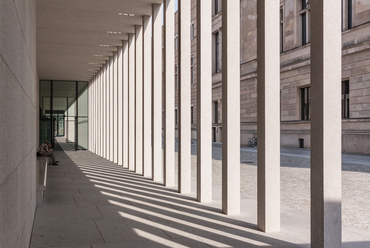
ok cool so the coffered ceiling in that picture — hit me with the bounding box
[36,0,163,81]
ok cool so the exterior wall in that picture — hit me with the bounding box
[0,0,37,247]
[353,0,370,27]
[341,20,370,154]
[168,0,370,154]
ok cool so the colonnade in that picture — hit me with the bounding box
[88,0,341,247]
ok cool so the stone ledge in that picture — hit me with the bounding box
[36,157,48,207]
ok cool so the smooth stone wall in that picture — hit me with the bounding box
[0,0,37,247]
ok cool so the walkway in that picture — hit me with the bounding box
[30,141,370,247]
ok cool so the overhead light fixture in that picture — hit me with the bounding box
[99,44,110,47]
[93,55,103,57]
[89,62,99,65]
[107,31,122,34]
[118,13,134,16]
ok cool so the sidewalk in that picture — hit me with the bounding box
[30,140,370,247]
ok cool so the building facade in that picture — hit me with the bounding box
[173,0,370,155]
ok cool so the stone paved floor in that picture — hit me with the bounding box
[30,139,370,247]
[189,142,370,233]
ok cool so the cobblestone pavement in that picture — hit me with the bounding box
[175,141,370,233]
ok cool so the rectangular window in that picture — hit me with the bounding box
[175,109,178,126]
[191,56,194,85]
[214,101,218,123]
[348,0,353,29]
[190,21,195,39]
[191,106,194,125]
[300,0,310,46]
[174,35,178,51]
[214,0,219,15]
[280,7,284,53]
[342,0,353,30]
[175,64,178,91]
[302,12,307,45]
[215,32,220,72]
[302,0,307,9]
[300,87,310,120]
[342,80,350,118]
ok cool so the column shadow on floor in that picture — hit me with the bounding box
[30,142,370,248]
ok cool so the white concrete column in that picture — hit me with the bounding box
[123,40,129,168]
[91,78,94,153]
[98,71,101,156]
[164,0,175,187]
[222,0,240,215]
[96,76,99,153]
[135,25,143,175]
[90,80,93,152]
[96,75,99,154]
[110,57,114,162]
[196,0,212,203]
[128,34,136,171]
[101,67,105,157]
[93,77,96,153]
[178,0,191,194]
[106,60,111,160]
[88,81,92,152]
[257,0,281,232]
[113,51,118,164]
[103,64,107,159]
[310,1,342,247]
[143,15,152,178]
[100,70,104,157]
[117,46,123,166]
[96,76,100,154]
[152,3,163,183]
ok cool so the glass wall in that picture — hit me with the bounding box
[39,81,52,145]
[39,80,89,150]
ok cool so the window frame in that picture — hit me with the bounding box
[215,32,220,72]
[191,55,195,86]
[214,0,219,16]
[300,86,311,121]
[190,21,195,40]
[343,0,353,30]
[280,6,284,53]
[191,105,194,125]
[174,34,178,51]
[214,101,218,124]
[299,0,310,46]
[342,80,350,119]
[175,107,178,126]
[175,63,178,91]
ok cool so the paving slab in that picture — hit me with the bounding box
[91,238,210,248]
[30,139,370,247]
[93,216,170,243]
[30,218,104,247]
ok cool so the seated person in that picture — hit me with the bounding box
[38,141,58,165]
